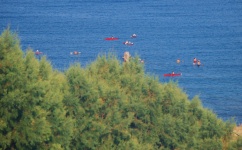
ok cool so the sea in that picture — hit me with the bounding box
[1,0,242,124]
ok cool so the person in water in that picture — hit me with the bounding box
[176,59,180,64]
[172,71,175,74]
[193,58,197,65]
[197,60,201,67]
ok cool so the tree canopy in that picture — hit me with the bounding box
[0,28,241,150]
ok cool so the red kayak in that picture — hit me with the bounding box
[105,37,118,41]
[164,73,182,77]
[35,51,42,55]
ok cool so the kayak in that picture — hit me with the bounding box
[164,73,182,77]
[105,37,118,41]
[123,42,134,46]
[35,51,42,55]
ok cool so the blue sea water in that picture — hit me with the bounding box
[1,0,242,124]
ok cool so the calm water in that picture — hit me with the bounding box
[1,0,242,124]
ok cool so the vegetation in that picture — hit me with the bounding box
[0,28,241,149]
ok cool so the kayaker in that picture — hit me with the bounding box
[139,59,144,63]
[35,50,42,55]
[131,34,137,38]
[70,51,81,55]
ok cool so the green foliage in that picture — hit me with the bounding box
[228,137,242,150]
[0,28,73,149]
[64,54,236,150]
[0,28,239,149]
[0,28,24,99]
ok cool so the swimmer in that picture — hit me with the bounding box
[197,60,201,67]
[176,59,180,64]
[193,58,197,65]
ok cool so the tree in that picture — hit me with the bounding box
[0,28,239,149]
[0,28,73,149]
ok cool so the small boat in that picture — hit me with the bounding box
[35,50,42,55]
[139,59,144,63]
[131,34,137,38]
[164,73,182,77]
[123,41,134,46]
[105,37,119,41]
